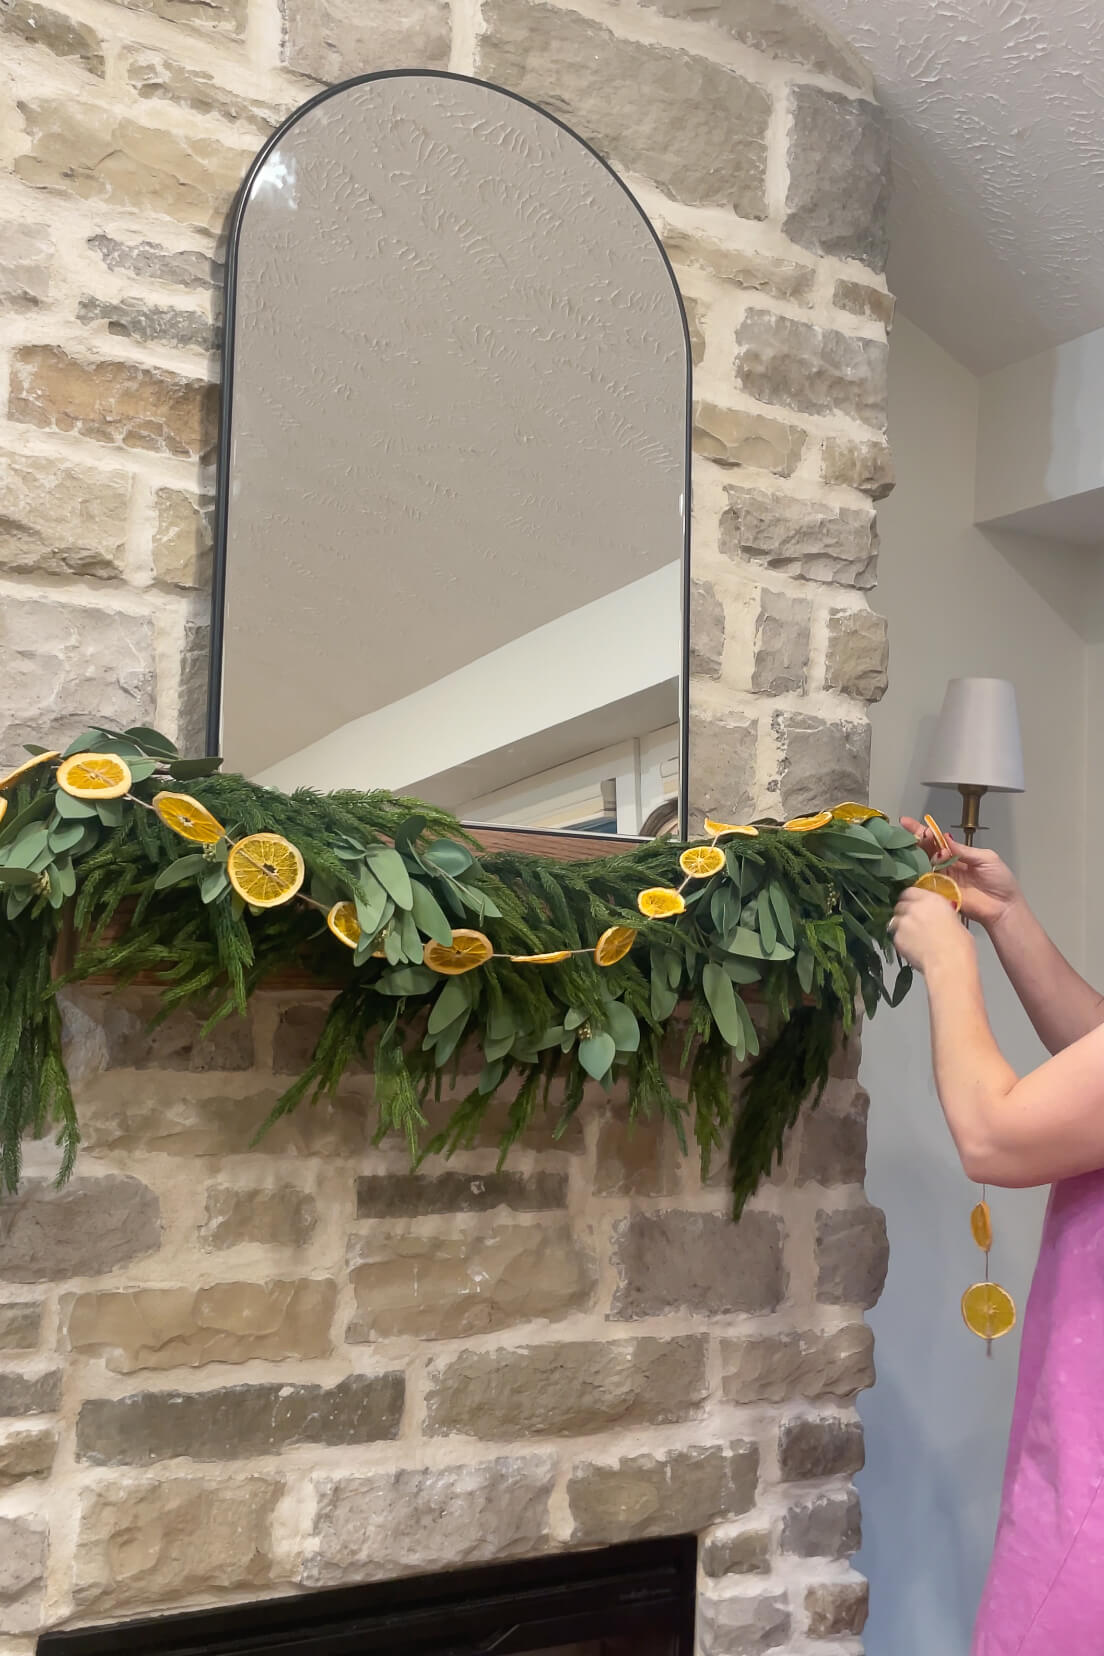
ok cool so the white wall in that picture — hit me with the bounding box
[858,317,1090,1655]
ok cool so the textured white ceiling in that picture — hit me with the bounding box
[811,0,1104,371]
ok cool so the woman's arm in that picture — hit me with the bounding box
[902,820,1104,1053]
[893,888,1104,1188]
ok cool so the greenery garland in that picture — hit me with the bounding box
[0,724,931,1216]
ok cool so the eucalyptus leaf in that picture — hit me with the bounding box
[125,726,179,758]
[199,868,230,904]
[6,884,35,918]
[578,1031,616,1080]
[61,730,112,758]
[410,881,453,946]
[427,1011,469,1065]
[395,814,428,854]
[377,965,438,996]
[603,1000,640,1053]
[95,799,125,829]
[0,793,55,844]
[797,948,816,995]
[5,825,50,869]
[52,791,98,822]
[365,846,414,910]
[126,759,160,784]
[723,958,762,984]
[724,926,766,959]
[756,887,777,953]
[49,820,89,855]
[428,976,471,1035]
[651,974,679,1021]
[398,908,423,963]
[890,963,914,1007]
[384,928,404,965]
[702,962,746,1058]
[564,1007,588,1032]
[168,757,223,780]
[483,1031,516,1063]
[711,886,741,936]
[155,854,208,889]
[56,858,76,900]
[422,838,474,877]
[734,991,760,1057]
[354,871,389,936]
[46,865,65,910]
[486,1005,516,1043]
[769,882,795,947]
[478,1059,505,1096]
[0,866,38,889]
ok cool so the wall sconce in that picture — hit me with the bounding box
[923,678,1025,846]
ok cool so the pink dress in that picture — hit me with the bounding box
[973,1168,1104,1654]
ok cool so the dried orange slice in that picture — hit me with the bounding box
[0,751,59,793]
[153,791,225,845]
[924,813,951,857]
[226,833,305,908]
[594,925,637,967]
[424,929,493,975]
[704,817,759,838]
[831,802,887,823]
[508,950,573,965]
[961,1282,1016,1341]
[679,845,726,879]
[57,753,132,800]
[637,887,686,918]
[327,900,361,949]
[783,811,833,832]
[915,871,962,910]
[970,1201,993,1252]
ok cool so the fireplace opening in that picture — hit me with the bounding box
[36,1535,697,1655]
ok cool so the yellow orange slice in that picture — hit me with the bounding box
[915,871,962,910]
[153,791,225,845]
[678,845,726,879]
[961,1281,1016,1341]
[970,1201,993,1252]
[0,751,59,793]
[831,802,888,823]
[703,817,759,838]
[924,813,951,857]
[783,811,833,833]
[508,950,573,965]
[0,798,6,828]
[226,833,305,908]
[424,929,493,975]
[56,753,132,800]
[327,900,361,949]
[637,887,686,919]
[594,925,637,967]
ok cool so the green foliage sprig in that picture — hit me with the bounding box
[0,726,927,1215]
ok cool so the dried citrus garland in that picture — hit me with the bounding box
[0,728,938,1211]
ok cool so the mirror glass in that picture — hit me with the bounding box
[212,72,690,837]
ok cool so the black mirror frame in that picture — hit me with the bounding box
[205,68,693,839]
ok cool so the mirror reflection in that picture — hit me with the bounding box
[214,73,690,836]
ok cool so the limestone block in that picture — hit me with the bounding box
[152,487,215,591]
[721,487,877,588]
[123,50,286,131]
[74,1478,281,1615]
[0,1517,46,1635]
[752,587,811,694]
[594,1110,684,1197]
[700,1528,770,1576]
[774,712,871,818]
[610,1210,785,1318]
[820,433,895,500]
[0,1304,41,1351]
[16,102,247,233]
[100,998,254,1071]
[779,1415,864,1480]
[176,616,210,755]
[77,1372,404,1464]
[824,609,889,702]
[697,1592,791,1655]
[687,708,758,829]
[425,1336,708,1438]
[67,1278,337,1372]
[816,1204,889,1308]
[346,1221,595,1341]
[200,1185,318,1250]
[88,234,220,292]
[77,295,217,354]
[304,1457,556,1586]
[721,1325,875,1404]
[355,1170,567,1218]
[0,1177,160,1284]
[662,228,814,304]
[273,1003,359,1073]
[690,578,725,680]
[798,1082,870,1185]
[785,87,891,270]
[282,0,449,79]
[0,453,129,579]
[781,1489,861,1558]
[77,1086,371,1158]
[0,1428,57,1487]
[806,1578,869,1636]
[478,1,770,215]
[638,0,868,87]
[684,294,706,365]
[694,404,806,476]
[734,310,888,430]
[10,347,217,460]
[0,596,155,770]
[0,1372,62,1416]
[0,222,52,311]
[834,278,895,326]
[1,0,105,75]
[567,1444,758,1545]
[115,0,246,32]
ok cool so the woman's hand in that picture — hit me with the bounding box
[901,817,1021,931]
[891,886,975,975]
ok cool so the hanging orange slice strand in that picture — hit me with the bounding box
[226,833,305,908]
[327,901,361,949]
[962,1282,1016,1341]
[594,926,637,967]
[783,811,833,832]
[508,950,573,965]
[831,802,888,823]
[924,814,951,857]
[678,845,726,879]
[970,1201,993,1252]
[915,871,962,910]
[424,929,494,975]
[56,753,132,800]
[703,817,759,838]
[153,792,226,845]
[637,887,686,918]
[0,751,60,793]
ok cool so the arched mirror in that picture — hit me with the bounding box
[208,71,691,838]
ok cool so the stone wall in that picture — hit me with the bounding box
[0,991,886,1648]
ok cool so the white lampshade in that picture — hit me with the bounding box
[923,677,1025,793]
